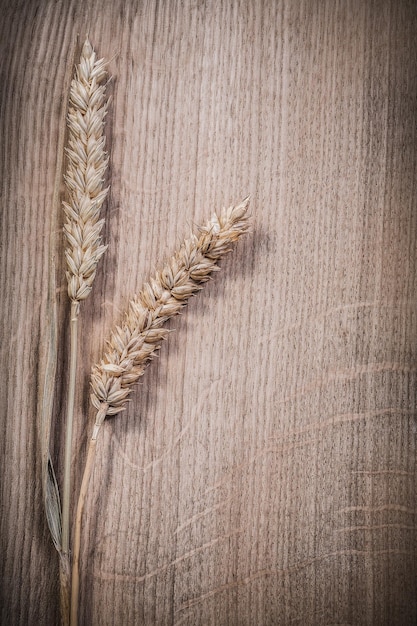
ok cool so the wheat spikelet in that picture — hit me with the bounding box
[90,197,250,429]
[63,38,109,304]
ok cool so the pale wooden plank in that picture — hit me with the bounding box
[1,1,416,625]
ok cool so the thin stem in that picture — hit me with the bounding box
[70,410,105,626]
[62,300,79,554]
[59,552,71,626]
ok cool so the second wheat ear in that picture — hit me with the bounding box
[70,197,251,625]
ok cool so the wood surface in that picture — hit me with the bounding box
[1,1,417,624]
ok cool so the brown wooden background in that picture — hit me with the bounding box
[1,1,417,624]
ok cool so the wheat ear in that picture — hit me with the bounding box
[63,39,109,306]
[61,36,109,571]
[70,197,250,625]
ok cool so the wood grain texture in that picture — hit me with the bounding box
[1,1,417,624]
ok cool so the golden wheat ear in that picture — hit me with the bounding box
[90,196,251,426]
[63,37,109,305]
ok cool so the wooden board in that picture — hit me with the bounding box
[1,1,417,624]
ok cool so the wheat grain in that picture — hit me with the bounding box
[63,38,109,304]
[90,197,250,431]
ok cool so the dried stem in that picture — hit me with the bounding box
[70,404,107,626]
[59,553,71,626]
[62,302,79,554]
[69,429,100,626]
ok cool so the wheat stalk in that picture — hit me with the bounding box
[70,197,250,625]
[58,38,109,626]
